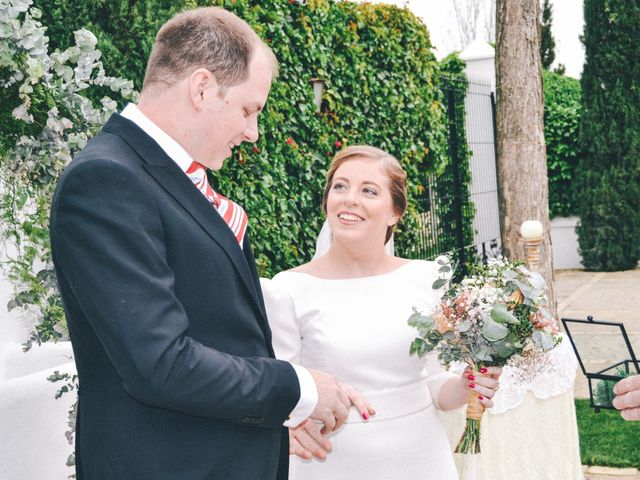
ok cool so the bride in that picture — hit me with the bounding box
[262,145,501,479]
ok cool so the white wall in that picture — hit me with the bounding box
[0,243,76,480]
[550,216,584,270]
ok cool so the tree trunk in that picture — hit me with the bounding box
[495,0,556,314]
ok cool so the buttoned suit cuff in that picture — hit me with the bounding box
[284,364,318,427]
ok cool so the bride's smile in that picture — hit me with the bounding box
[337,212,364,223]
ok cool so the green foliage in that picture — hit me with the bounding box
[576,168,640,270]
[576,399,640,468]
[542,70,581,218]
[577,0,640,271]
[510,303,534,338]
[540,0,555,70]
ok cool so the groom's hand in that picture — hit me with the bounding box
[289,420,333,460]
[309,369,350,433]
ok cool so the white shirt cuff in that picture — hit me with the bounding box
[284,365,318,427]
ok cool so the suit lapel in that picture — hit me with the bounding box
[102,114,266,324]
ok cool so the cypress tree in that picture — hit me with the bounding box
[540,0,555,70]
[576,0,640,271]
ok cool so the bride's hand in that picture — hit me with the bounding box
[339,382,376,420]
[289,420,333,460]
[289,382,375,460]
[463,366,502,408]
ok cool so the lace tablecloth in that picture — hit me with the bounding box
[491,333,578,413]
[439,334,585,480]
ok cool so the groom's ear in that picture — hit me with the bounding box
[189,68,219,111]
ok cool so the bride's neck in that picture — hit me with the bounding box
[323,241,393,277]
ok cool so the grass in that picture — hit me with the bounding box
[576,399,640,468]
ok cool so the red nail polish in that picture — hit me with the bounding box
[479,395,484,400]
[480,367,488,374]
[468,374,475,380]
[469,382,475,389]
[362,412,369,420]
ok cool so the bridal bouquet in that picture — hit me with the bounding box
[408,257,561,454]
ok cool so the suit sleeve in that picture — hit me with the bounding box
[50,158,300,428]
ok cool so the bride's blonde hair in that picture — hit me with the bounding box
[321,145,407,244]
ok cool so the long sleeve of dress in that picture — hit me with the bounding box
[261,277,302,363]
[425,351,458,410]
[261,277,318,425]
[424,258,457,410]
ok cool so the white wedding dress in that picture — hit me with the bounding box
[262,260,459,480]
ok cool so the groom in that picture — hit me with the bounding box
[50,7,348,480]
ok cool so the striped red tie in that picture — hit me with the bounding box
[186,161,248,245]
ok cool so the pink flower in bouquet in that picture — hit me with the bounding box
[531,311,560,335]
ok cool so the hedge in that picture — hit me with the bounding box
[542,69,581,218]
[23,0,453,276]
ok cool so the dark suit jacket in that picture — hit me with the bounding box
[49,113,300,480]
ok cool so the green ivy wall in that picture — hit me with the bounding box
[31,0,452,275]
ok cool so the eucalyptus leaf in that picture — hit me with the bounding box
[442,331,456,340]
[457,319,472,332]
[519,284,544,300]
[407,312,435,331]
[490,303,520,325]
[410,338,428,356]
[528,272,546,289]
[493,339,515,358]
[432,278,448,290]
[537,331,556,350]
[531,330,552,349]
[481,317,509,341]
[475,349,493,362]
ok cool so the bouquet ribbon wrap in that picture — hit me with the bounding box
[455,389,485,454]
